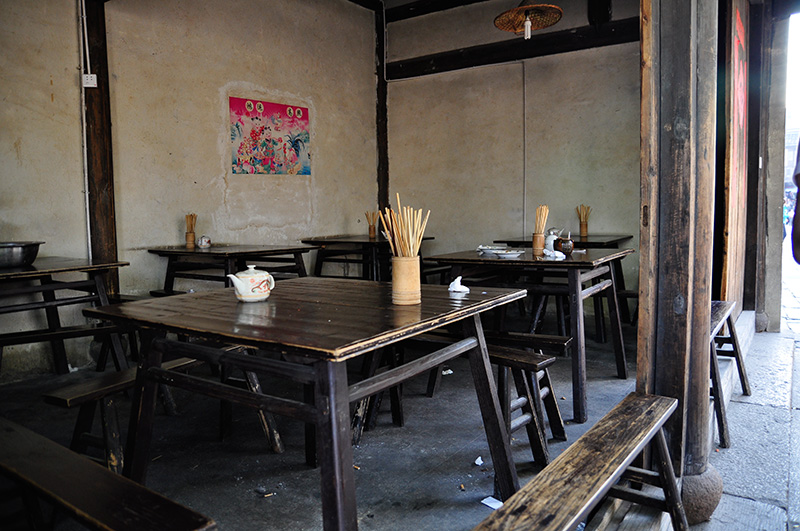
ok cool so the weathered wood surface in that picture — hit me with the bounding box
[147,244,318,257]
[493,234,633,249]
[0,417,216,531]
[429,248,634,270]
[473,393,679,531]
[85,277,526,361]
[0,257,128,281]
[43,357,198,409]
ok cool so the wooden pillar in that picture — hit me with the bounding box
[638,0,719,512]
[375,8,389,212]
[84,0,119,294]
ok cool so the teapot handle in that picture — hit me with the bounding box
[267,274,275,291]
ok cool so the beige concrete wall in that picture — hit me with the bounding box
[1,0,378,379]
[106,0,378,295]
[0,0,93,378]
[388,41,641,287]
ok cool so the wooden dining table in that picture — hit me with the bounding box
[147,243,318,296]
[84,277,526,531]
[493,234,635,323]
[429,248,634,424]
[0,257,129,374]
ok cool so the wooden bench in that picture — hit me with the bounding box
[0,417,215,531]
[473,392,688,531]
[406,330,571,469]
[709,300,750,448]
[43,358,201,473]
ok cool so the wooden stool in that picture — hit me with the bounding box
[709,300,750,448]
[490,345,567,468]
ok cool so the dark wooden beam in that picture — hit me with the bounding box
[84,0,119,294]
[386,16,639,80]
[386,0,491,22]
[348,0,383,10]
[376,9,389,211]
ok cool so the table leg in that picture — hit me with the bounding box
[39,276,69,375]
[123,329,163,484]
[612,258,632,324]
[314,360,357,531]
[606,265,628,379]
[568,269,588,423]
[163,257,178,293]
[224,258,238,287]
[293,252,308,277]
[91,272,128,371]
[463,314,519,500]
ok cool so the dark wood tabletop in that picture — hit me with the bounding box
[429,248,634,269]
[147,243,318,257]
[493,234,634,249]
[86,277,525,361]
[0,256,129,281]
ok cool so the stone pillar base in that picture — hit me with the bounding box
[681,464,723,524]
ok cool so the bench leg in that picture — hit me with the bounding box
[653,428,689,530]
[70,402,98,454]
[535,368,566,441]
[100,396,124,474]
[724,314,751,396]
[510,368,549,466]
[709,342,730,448]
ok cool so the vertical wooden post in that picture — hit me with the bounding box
[638,0,718,478]
[84,0,119,294]
[375,8,389,212]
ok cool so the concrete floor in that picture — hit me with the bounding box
[1,249,797,530]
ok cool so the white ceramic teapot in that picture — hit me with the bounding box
[227,265,275,302]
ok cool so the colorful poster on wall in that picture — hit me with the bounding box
[230,97,311,175]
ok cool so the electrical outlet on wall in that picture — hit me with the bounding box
[82,74,97,88]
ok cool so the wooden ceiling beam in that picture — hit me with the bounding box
[386,16,639,80]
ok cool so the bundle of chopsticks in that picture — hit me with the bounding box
[185,212,197,233]
[534,204,549,234]
[364,210,379,227]
[576,204,591,223]
[379,194,430,257]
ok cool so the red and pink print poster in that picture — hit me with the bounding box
[230,97,311,175]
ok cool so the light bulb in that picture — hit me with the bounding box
[524,16,532,39]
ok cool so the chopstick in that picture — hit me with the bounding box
[364,210,379,226]
[378,193,430,257]
[576,204,591,223]
[185,213,197,233]
[534,205,549,234]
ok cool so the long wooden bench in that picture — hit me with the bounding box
[0,417,216,531]
[473,392,688,531]
[43,358,201,473]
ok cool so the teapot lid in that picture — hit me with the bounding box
[236,265,267,277]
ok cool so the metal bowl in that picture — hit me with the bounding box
[0,242,44,268]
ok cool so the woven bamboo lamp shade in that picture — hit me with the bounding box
[494,3,562,39]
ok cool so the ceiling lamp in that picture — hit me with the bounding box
[494,3,563,40]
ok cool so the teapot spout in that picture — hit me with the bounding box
[227,274,246,294]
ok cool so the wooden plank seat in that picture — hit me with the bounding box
[42,358,201,473]
[709,300,750,448]
[473,392,688,531]
[0,417,216,531]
